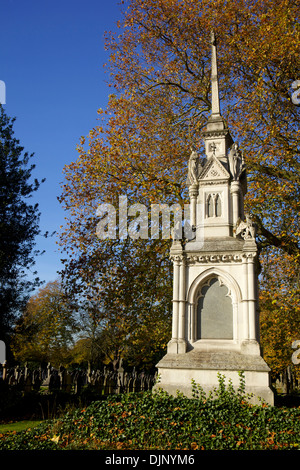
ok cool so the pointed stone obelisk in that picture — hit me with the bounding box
[210,30,221,118]
[154,33,274,405]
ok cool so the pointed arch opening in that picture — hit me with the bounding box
[206,193,222,218]
[215,194,222,217]
[187,268,242,344]
[207,194,214,217]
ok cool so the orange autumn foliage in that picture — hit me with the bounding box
[59,0,300,372]
[12,281,78,366]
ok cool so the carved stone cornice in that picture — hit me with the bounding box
[170,254,185,262]
[199,179,228,186]
[189,184,199,198]
[242,252,257,260]
[201,128,230,139]
[186,253,243,263]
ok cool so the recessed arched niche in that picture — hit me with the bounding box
[206,193,222,218]
[197,277,233,339]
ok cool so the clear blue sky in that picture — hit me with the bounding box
[1,0,123,286]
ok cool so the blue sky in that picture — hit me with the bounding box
[1,0,123,286]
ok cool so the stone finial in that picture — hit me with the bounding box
[202,31,233,159]
[210,30,221,118]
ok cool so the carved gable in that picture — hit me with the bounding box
[199,155,230,182]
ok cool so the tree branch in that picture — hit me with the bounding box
[255,215,299,258]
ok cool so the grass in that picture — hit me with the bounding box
[0,373,300,450]
[0,420,42,433]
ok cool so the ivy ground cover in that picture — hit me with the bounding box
[0,375,300,450]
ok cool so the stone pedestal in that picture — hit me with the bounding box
[154,346,274,405]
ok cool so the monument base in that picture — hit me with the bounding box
[154,346,274,406]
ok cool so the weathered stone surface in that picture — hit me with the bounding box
[197,278,233,339]
[156,349,270,372]
[185,237,246,254]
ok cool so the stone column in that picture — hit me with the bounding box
[247,253,257,340]
[178,256,186,353]
[188,302,196,343]
[171,257,180,340]
[168,256,181,353]
[242,254,249,340]
[230,181,240,226]
[189,184,199,229]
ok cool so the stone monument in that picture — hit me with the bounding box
[154,32,274,405]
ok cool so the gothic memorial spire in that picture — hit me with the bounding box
[154,33,274,406]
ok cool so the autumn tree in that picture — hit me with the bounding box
[0,106,44,343]
[59,0,300,373]
[12,280,78,367]
[61,236,172,370]
[259,250,300,381]
[70,315,105,368]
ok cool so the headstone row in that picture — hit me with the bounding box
[0,361,156,396]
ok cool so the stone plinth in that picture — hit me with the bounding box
[155,344,274,405]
